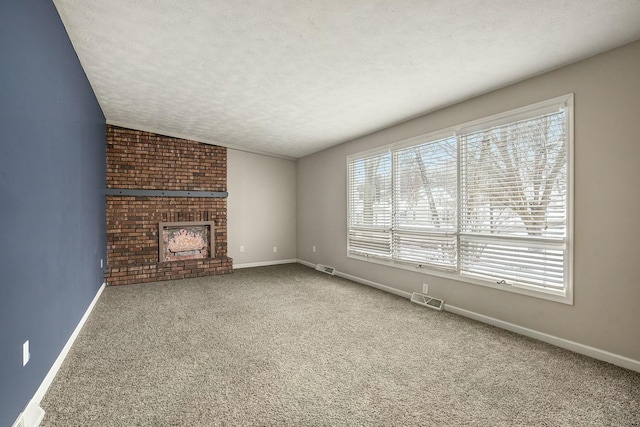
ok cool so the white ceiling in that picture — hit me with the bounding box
[53,0,640,159]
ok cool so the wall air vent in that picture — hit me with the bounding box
[410,292,444,311]
[11,414,24,427]
[315,264,336,275]
[12,401,44,427]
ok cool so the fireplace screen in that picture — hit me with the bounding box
[159,221,214,262]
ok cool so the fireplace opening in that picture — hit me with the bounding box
[159,221,214,262]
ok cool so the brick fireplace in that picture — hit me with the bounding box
[105,125,232,286]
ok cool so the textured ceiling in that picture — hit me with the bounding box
[53,0,640,159]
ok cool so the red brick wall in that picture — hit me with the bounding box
[105,126,232,285]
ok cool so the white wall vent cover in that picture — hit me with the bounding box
[11,414,24,427]
[410,292,444,311]
[316,264,336,275]
[12,400,44,427]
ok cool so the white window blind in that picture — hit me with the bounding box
[460,111,567,289]
[347,151,392,259]
[347,95,572,300]
[393,137,457,269]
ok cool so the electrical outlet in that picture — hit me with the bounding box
[423,283,429,295]
[273,246,278,253]
[22,340,30,366]
[240,246,245,253]
[312,245,316,252]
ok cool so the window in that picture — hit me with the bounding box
[394,136,458,269]
[347,151,392,259]
[347,95,573,302]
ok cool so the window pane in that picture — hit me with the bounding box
[348,151,392,258]
[393,136,457,268]
[460,112,567,239]
[460,111,568,288]
[460,236,565,289]
[348,228,392,258]
[395,137,457,230]
[394,230,457,268]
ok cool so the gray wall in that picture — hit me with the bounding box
[297,40,640,362]
[0,1,106,425]
[228,149,297,266]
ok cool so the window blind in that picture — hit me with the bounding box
[346,95,572,299]
[459,111,567,288]
[347,151,392,259]
[393,137,457,269]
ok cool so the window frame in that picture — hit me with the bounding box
[346,94,574,304]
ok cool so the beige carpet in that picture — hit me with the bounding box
[41,264,640,426]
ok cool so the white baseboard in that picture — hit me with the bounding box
[298,259,412,299]
[233,259,298,269]
[444,304,640,373]
[297,259,315,269]
[32,282,106,405]
[298,260,640,373]
[334,271,413,300]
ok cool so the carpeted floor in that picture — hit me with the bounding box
[40,263,640,426]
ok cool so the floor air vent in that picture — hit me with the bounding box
[410,292,444,311]
[315,264,336,275]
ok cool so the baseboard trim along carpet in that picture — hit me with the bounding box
[297,260,640,373]
[297,259,315,269]
[335,271,413,300]
[234,259,298,269]
[25,282,106,423]
[444,304,640,373]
